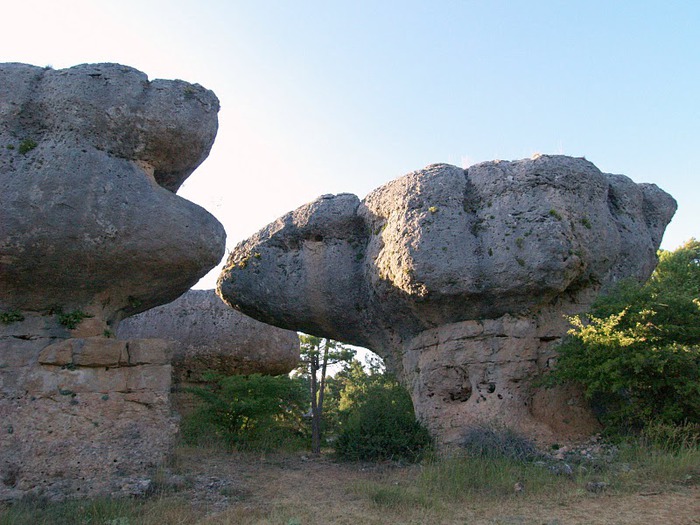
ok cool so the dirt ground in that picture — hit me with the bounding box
[166,447,700,525]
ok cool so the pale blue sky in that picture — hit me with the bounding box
[2,1,698,288]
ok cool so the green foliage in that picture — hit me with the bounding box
[547,239,700,433]
[641,420,700,451]
[0,309,24,325]
[311,373,344,439]
[335,372,431,462]
[334,355,385,411]
[296,334,355,452]
[18,138,37,154]
[127,296,142,309]
[185,373,308,451]
[548,209,562,220]
[57,309,91,329]
[297,335,356,374]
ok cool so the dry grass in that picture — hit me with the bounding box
[1,443,698,525]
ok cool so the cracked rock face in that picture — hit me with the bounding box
[0,63,225,500]
[218,155,676,444]
[0,62,226,325]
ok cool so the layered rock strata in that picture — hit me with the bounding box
[0,63,225,499]
[1,318,175,500]
[117,289,300,414]
[218,155,676,445]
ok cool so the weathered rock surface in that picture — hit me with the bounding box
[0,62,226,323]
[0,63,225,499]
[0,316,177,501]
[218,155,676,444]
[117,289,300,382]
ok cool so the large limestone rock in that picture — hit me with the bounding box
[117,289,300,382]
[0,62,225,325]
[0,63,225,500]
[1,320,175,500]
[218,155,676,445]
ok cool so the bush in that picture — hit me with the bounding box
[335,377,431,462]
[460,423,540,461]
[186,373,309,451]
[547,239,700,434]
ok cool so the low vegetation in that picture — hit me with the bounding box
[57,309,91,329]
[18,138,37,155]
[1,434,697,524]
[0,309,24,325]
[183,373,308,451]
[546,239,700,435]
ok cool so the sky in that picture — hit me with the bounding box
[2,0,698,290]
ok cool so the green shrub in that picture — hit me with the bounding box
[335,377,431,462]
[546,239,700,434]
[186,373,309,451]
[548,209,562,220]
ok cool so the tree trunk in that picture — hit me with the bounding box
[311,341,331,454]
[310,353,321,454]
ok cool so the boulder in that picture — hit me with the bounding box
[218,155,676,444]
[117,289,300,382]
[0,62,224,500]
[0,62,226,324]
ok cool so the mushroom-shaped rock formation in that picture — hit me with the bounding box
[218,155,676,445]
[0,62,226,327]
[0,63,225,500]
[117,289,300,382]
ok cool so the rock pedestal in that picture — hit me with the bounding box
[403,301,601,445]
[117,290,300,382]
[0,316,176,501]
[0,62,226,324]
